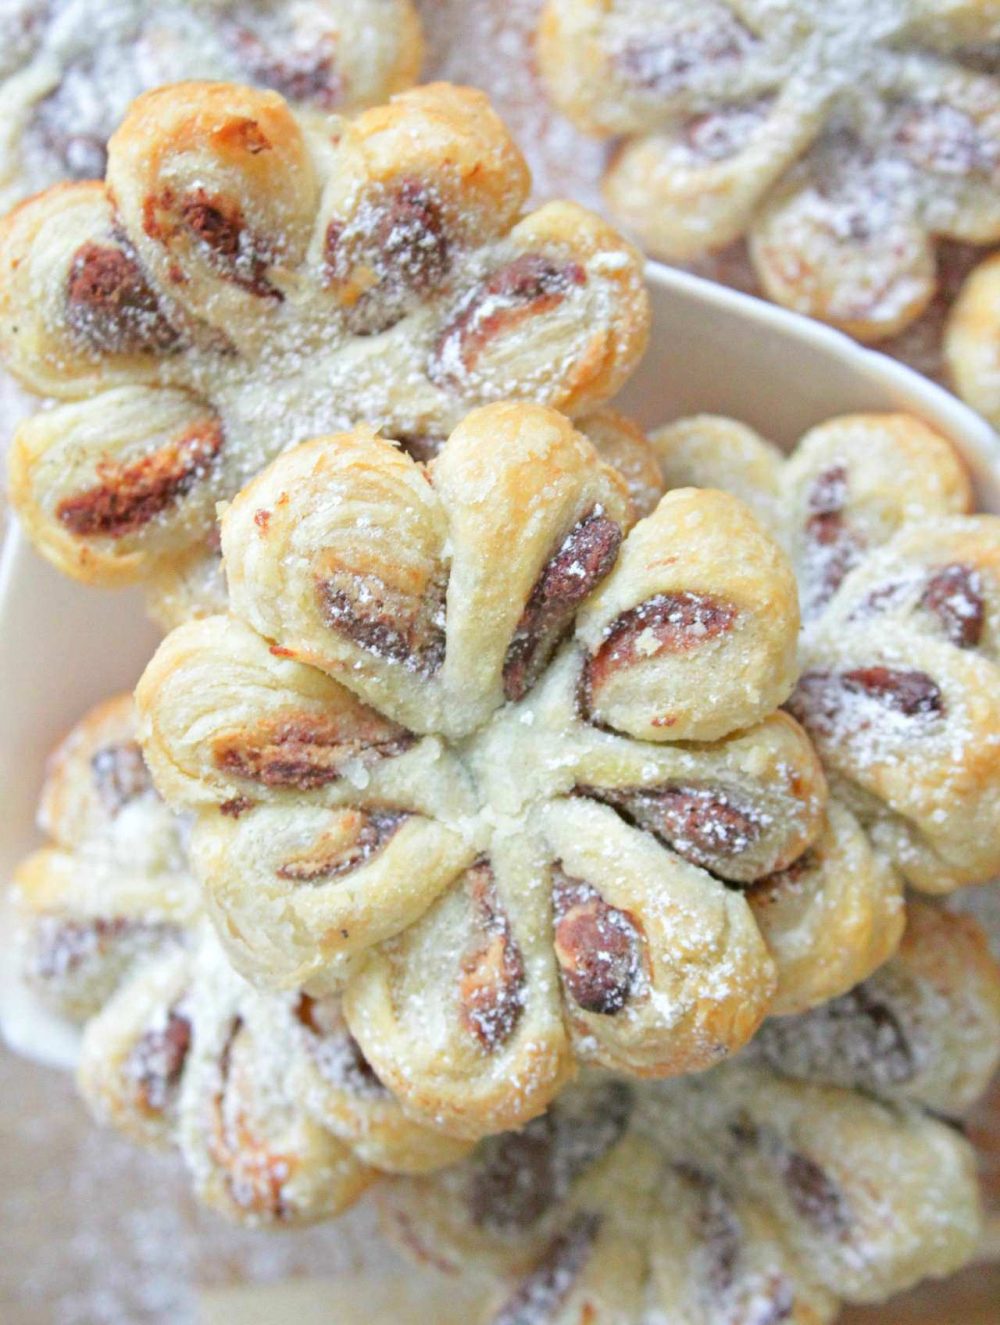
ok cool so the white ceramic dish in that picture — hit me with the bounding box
[2,260,999,1063]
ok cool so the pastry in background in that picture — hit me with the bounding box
[650,411,1000,898]
[0,0,424,209]
[538,0,1000,343]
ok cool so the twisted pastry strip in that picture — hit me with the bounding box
[220,407,632,739]
[0,80,649,600]
[8,384,226,584]
[573,486,798,742]
[285,990,470,1174]
[139,406,661,632]
[109,81,321,347]
[652,413,972,619]
[477,667,857,1021]
[137,613,473,989]
[136,613,468,817]
[191,802,474,995]
[482,1134,658,1324]
[344,849,576,1141]
[343,728,819,1135]
[473,654,826,884]
[13,848,193,1022]
[535,797,776,1075]
[646,1158,836,1323]
[77,944,195,1149]
[794,599,1000,892]
[699,1067,979,1303]
[173,940,376,1226]
[779,417,973,619]
[747,800,905,1017]
[750,53,1000,341]
[76,928,472,1224]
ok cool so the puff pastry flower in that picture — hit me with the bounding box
[538,0,1000,341]
[134,401,826,1141]
[0,0,424,209]
[651,411,1000,901]
[11,691,472,1227]
[0,78,649,622]
[384,900,1000,1323]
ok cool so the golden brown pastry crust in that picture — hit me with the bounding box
[652,413,973,620]
[144,540,228,632]
[574,486,799,742]
[748,799,905,1017]
[136,402,824,1138]
[538,0,1000,342]
[219,406,632,739]
[285,991,471,1174]
[0,79,649,607]
[174,939,378,1226]
[343,849,577,1142]
[791,513,1000,892]
[77,944,195,1149]
[577,407,665,521]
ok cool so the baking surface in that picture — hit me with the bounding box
[1,2,999,1321]
[0,1047,402,1323]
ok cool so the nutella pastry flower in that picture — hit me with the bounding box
[538,0,1000,341]
[384,901,1000,1323]
[134,401,826,1141]
[0,0,424,209]
[650,411,1000,900]
[11,692,471,1227]
[0,78,649,621]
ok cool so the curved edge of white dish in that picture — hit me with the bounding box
[629,261,1000,507]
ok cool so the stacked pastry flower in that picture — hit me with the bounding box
[3,67,999,1324]
[134,400,833,1141]
[0,78,649,624]
[384,901,1000,1322]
